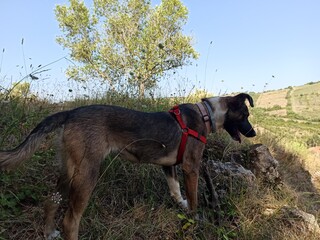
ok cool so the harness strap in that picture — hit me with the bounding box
[169,105,207,165]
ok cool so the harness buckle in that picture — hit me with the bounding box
[174,109,181,115]
[203,115,210,122]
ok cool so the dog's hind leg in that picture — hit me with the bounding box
[44,199,61,239]
[163,166,188,209]
[62,155,102,240]
[44,171,71,239]
[63,144,104,240]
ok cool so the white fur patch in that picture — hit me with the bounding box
[165,175,185,205]
[179,199,188,209]
[206,97,227,130]
[46,230,60,240]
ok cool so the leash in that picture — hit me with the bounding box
[169,105,207,165]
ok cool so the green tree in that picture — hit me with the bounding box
[55,0,198,97]
[9,82,31,98]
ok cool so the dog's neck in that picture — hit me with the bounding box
[195,101,215,133]
[196,97,227,133]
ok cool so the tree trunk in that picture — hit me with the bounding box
[139,82,145,98]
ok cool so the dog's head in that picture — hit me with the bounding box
[223,93,256,142]
[203,93,256,143]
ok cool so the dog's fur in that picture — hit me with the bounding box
[0,93,256,240]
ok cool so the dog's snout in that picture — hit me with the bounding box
[245,128,256,137]
[238,121,256,138]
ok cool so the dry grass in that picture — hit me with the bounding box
[240,132,320,240]
[267,109,287,117]
[291,82,320,120]
[256,89,288,109]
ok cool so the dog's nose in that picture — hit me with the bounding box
[246,128,256,137]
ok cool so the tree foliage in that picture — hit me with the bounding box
[55,0,198,97]
[9,82,31,98]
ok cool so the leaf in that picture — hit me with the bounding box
[188,218,195,224]
[177,213,186,220]
[182,222,191,230]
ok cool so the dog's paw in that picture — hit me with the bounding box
[46,230,61,240]
[179,199,188,210]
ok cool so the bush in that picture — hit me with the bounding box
[307,134,320,148]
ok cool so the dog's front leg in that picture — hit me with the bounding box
[163,166,188,209]
[182,169,199,211]
[182,154,202,212]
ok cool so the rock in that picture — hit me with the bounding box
[312,171,320,189]
[205,161,255,184]
[199,144,281,212]
[262,206,320,238]
[246,144,281,185]
[200,160,255,209]
[280,206,320,236]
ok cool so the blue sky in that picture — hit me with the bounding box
[0,0,319,100]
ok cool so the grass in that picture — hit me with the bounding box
[253,83,320,148]
[1,83,320,239]
[253,82,320,180]
[291,82,320,121]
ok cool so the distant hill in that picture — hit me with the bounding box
[250,81,320,182]
[255,81,320,122]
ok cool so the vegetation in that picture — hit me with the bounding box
[252,82,320,163]
[55,0,198,97]
[1,81,320,239]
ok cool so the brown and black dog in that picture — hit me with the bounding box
[0,93,255,239]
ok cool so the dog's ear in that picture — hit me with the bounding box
[234,93,254,107]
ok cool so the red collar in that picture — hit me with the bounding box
[169,105,207,165]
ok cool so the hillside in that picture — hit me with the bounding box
[252,81,320,188]
[255,81,320,121]
[253,81,320,154]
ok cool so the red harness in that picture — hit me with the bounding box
[169,105,207,165]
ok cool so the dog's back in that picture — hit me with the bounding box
[0,104,183,170]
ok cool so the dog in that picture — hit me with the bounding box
[0,93,256,240]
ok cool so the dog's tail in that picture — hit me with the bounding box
[0,111,69,171]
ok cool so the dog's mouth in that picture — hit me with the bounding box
[226,123,256,143]
[232,130,242,143]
